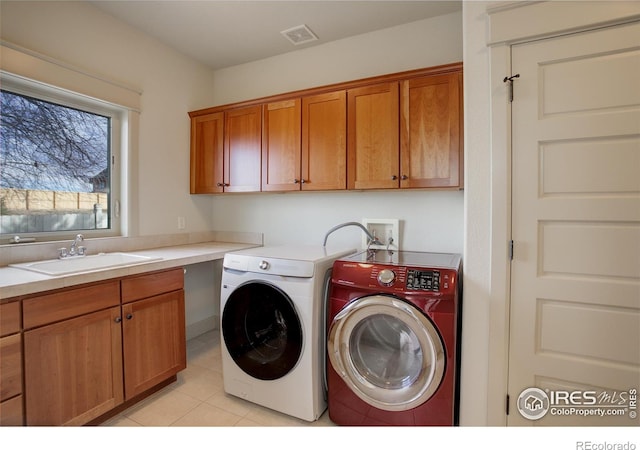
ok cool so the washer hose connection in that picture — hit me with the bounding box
[322,222,383,247]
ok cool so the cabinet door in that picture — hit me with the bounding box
[400,72,462,188]
[121,268,184,304]
[262,99,301,191]
[0,300,20,338]
[0,333,23,425]
[0,334,22,403]
[302,91,347,191]
[1,301,23,426]
[122,290,186,400]
[347,82,399,190]
[190,112,224,193]
[24,306,124,425]
[0,395,23,426]
[224,105,262,192]
[23,281,120,329]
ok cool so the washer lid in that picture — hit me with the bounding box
[223,245,356,277]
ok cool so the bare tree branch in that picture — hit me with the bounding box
[1,90,109,192]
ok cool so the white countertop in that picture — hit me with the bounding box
[0,241,259,300]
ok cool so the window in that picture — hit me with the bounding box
[0,75,123,240]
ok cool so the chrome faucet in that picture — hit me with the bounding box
[322,222,383,247]
[58,234,86,258]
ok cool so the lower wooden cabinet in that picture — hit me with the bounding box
[0,300,23,426]
[122,290,186,400]
[18,268,186,426]
[24,306,124,426]
[0,395,23,426]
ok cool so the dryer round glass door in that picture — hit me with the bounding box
[328,295,445,411]
[222,281,303,380]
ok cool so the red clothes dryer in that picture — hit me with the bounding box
[327,250,462,426]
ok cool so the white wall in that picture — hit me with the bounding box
[458,1,640,426]
[210,190,464,253]
[0,0,221,347]
[0,1,217,237]
[461,1,492,426]
[212,12,463,104]
[0,2,483,423]
[208,8,476,423]
[209,11,464,254]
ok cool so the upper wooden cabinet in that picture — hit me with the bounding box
[400,71,462,189]
[261,92,347,192]
[302,91,347,191]
[262,99,302,191]
[190,112,224,194]
[224,105,262,193]
[347,82,400,190]
[189,63,463,194]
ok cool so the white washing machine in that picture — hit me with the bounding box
[220,245,356,421]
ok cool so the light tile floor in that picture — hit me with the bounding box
[102,330,335,427]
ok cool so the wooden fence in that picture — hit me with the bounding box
[0,188,107,212]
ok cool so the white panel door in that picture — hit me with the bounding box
[508,21,640,426]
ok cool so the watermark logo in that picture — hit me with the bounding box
[576,442,636,450]
[517,387,637,421]
[517,387,550,420]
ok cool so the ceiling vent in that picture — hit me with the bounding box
[280,24,318,45]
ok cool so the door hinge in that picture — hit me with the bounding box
[503,74,520,103]
[509,240,514,260]
[506,394,510,415]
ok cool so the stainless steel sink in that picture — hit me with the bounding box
[10,252,162,276]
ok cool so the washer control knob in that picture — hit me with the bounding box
[259,260,270,270]
[377,269,396,286]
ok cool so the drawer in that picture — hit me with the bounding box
[121,268,184,304]
[0,301,20,337]
[23,281,120,329]
[0,395,23,426]
[0,334,22,402]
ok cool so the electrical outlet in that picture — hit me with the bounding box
[177,216,186,230]
[362,218,400,250]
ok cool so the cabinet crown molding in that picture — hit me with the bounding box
[189,62,463,117]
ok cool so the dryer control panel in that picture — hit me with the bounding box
[331,250,461,297]
[407,269,440,291]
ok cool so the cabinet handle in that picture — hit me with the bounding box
[115,317,122,323]
[391,175,398,180]
[301,179,306,184]
[402,175,408,180]
[293,179,300,184]
[126,313,133,320]
[217,183,224,187]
